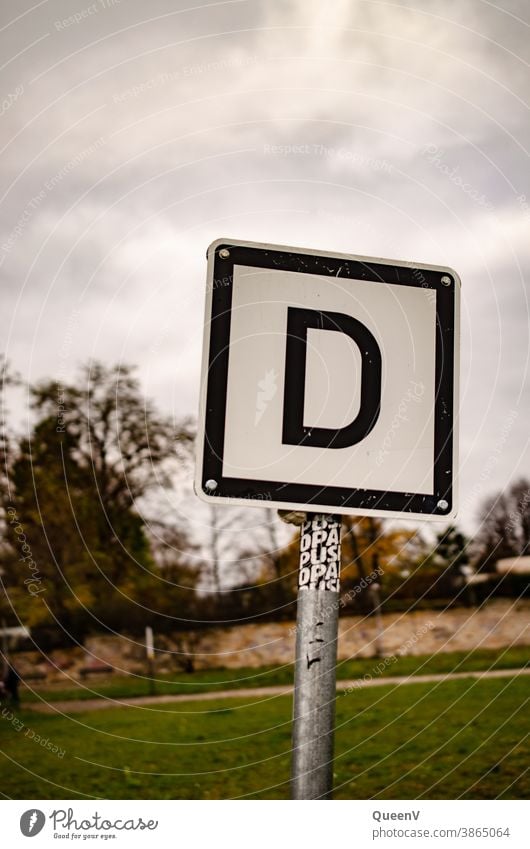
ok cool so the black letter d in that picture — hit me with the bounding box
[282,307,382,449]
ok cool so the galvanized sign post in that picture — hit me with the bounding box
[291,514,341,799]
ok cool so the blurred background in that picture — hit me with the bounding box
[1,0,529,800]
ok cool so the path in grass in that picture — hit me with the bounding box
[25,667,530,713]
[20,646,530,707]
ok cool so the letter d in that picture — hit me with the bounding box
[282,307,381,448]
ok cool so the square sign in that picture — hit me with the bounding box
[195,238,460,520]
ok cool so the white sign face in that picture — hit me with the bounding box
[195,239,460,520]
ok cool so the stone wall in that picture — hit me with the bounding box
[14,599,529,682]
[170,598,529,669]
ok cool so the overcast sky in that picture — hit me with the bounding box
[2,0,529,534]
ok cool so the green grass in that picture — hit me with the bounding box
[1,676,528,799]
[20,645,529,705]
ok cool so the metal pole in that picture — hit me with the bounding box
[291,513,341,799]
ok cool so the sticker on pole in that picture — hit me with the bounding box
[195,238,460,520]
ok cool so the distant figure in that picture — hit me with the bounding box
[3,664,20,706]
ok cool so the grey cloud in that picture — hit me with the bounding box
[2,0,529,532]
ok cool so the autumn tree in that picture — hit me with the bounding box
[145,518,201,627]
[340,516,425,611]
[4,416,102,639]
[233,508,298,619]
[31,362,191,508]
[2,362,195,642]
[0,356,20,625]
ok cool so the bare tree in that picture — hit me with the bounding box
[474,478,530,568]
[189,503,248,595]
[31,361,193,510]
[207,503,224,595]
[0,356,19,501]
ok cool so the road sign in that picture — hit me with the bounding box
[195,238,460,520]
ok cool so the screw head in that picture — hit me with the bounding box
[441,275,452,286]
[204,479,218,492]
[219,248,230,259]
[437,498,449,511]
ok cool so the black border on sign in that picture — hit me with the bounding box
[201,242,456,517]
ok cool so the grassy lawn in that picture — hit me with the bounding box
[1,676,528,799]
[19,645,529,704]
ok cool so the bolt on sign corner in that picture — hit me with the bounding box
[195,238,460,521]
